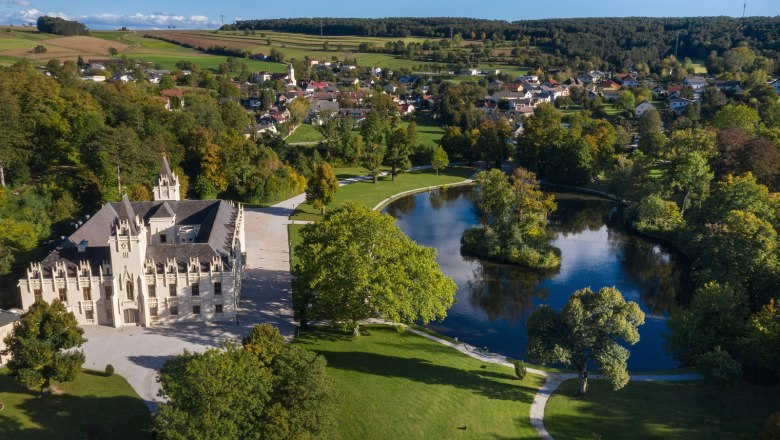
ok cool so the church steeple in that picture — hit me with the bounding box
[288,63,296,87]
[153,155,180,201]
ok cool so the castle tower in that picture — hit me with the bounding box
[108,195,149,327]
[153,155,180,201]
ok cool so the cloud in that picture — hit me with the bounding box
[0,6,218,30]
[0,0,31,7]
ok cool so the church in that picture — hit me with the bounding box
[17,157,246,327]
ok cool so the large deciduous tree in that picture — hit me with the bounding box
[154,324,337,440]
[526,287,645,395]
[293,203,456,334]
[359,142,385,184]
[2,300,86,395]
[430,145,449,175]
[305,162,338,214]
[385,124,415,180]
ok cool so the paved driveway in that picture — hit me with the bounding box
[82,197,303,409]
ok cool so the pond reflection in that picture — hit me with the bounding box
[384,185,687,370]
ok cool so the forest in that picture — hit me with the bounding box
[224,17,780,73]
[36,16,90,36]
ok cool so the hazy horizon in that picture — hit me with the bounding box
[1,0,777,31]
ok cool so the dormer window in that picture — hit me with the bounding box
[160,234,167,244]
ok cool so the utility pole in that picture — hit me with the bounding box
[220,14,225,26]
[320,19,323,38]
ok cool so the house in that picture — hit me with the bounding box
[83,75,106,82]
[161,89,184,110]
[621,76,641,87]
[601,89,624,101]
[515,75,539,84]
[669,97,694,114]
[398,103,415,115]
[666,85,684,99]
[250,71,272,83]
[770,79,780,94]
[635,100,655,118]
[683,76,707,91]
[462,68,480,76]
[0,309,22,365]
[17,157,245,328]
[715,80,743,93]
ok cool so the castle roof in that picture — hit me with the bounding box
[38,199,239,277]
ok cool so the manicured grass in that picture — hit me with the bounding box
[294,325,544,440]
[290,166,474,221]
[288,223,304,266]
[545,379,780,440]
[285,123,325,143]
[399,116,446,149]
[0,368,152,439]
[331,165,390,179]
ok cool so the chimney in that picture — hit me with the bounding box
[77,240,88,253]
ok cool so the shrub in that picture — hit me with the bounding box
[104,364,115,377]
[696,347,741,385]
[514,361,527,380]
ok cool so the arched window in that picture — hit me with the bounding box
[126,280,134,301]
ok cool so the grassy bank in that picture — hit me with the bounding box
[290,166,474,221]
[285,124,325,143]
[545,378,780,440]
[0,368,152,439]
[294,325,544,439]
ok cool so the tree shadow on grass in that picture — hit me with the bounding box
[0,376,152,440]
[315,350,536,403]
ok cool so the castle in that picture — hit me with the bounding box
[17,157,245,327]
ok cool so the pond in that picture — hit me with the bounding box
[383,185,689,371]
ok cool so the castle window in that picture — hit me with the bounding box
[106,306,113,322]
[191,283,199,296]
[170,305,178,316]
[33,289,42,302]
[82,287,91,301]
[150,306,158,318]
[104,285,113,298]
[214,282,222,295]
[85,309,94,323]
[58,288,67,303]
[160,234,167,244]
[169,284,177,297]
[215,304,223,314]
[148,285,156,298]
[126,281,134,301]
[192,305,201,315]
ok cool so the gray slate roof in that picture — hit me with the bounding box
[39,199,237,277]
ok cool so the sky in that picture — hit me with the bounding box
[0,0,777,30]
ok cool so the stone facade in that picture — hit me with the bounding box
[17,158,245,328]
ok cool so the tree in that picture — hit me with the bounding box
[637,108,663,154]
[359,142,385,184]
[2,300,86,395]
[713,104,762,134]
[33,45,47,54]
[293,203,457,334]
[305,163,338,214]
[287,99,310,125]
[616,90,636,113]
[431,145,449,175]
[665,282,748,365]
[385,125,415,180]
[743,299,780,384]
[108,47,118,56]
[526,287,645,395]
[153,332,337,440]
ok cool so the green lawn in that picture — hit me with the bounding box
[294,325,544,439]
[0,368,152,440]
[545,379,780,440]
[331,165,391,179]
[400,116,446,149]
[285,123,325,143]
[290,166,474,221]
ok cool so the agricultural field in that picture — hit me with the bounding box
[0,26,286,72]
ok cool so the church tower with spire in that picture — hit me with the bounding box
[153,156,180,201]
[288,63,296,87]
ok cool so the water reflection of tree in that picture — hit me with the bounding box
[549,195,613,237]
[430,185,476,212]
[384,194,416,218]
[464,256,555,322]
[615,234,684,316]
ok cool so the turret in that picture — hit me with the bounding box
[153,155,181,201]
